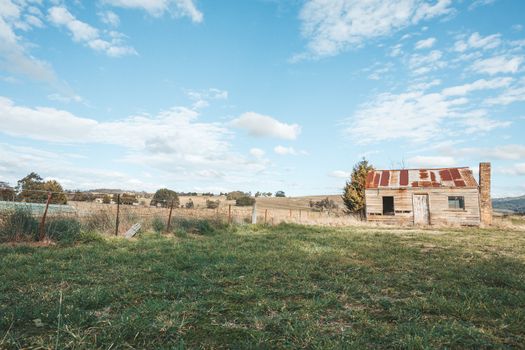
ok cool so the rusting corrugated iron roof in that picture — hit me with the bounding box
[366,167,478,189]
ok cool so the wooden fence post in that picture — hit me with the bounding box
[39,192,52,241]
[251,203,257,224]
[289,209,292,218]
[166,200,174,232]
[115,194,120,236]
[264,209,268,224]
[228,204,232,224]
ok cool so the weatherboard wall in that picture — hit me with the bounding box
[365,188,481,226]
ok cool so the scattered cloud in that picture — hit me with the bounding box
[297,0,453,59]
[441,77,512,96]
[48,6,136,57]
[185,88,228,110]
[414,37,436,49]
[103,0,203,23]
[501,163,525,176]
[273,145,306,156]
[99,11,120,27]
[345,79,510,144]
[471,55,523,75]
[453,32,501,52]
[407,155,456,168]
[231,112,301,140]
[408,50,445,75]
[468,0,497,11]
[329,170,350,178]
[249,148,265,158]
[0,0,56,81]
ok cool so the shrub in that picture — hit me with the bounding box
[309,197,338,212]
[152,217,165,233]
[206,199,220,209]
[82,211,114,233]
[226,191,249,201]
[170,218,226,236]
[235,196,255,207]
[0,208,39,242]
[45,217,81,242]
[185,199,194,209]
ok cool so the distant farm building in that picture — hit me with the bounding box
[365,163,492,226]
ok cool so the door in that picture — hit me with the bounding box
[413,194,430,225]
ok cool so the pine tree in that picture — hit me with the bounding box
[342,158,374,215]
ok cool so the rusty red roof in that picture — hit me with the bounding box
[365,167,478,189]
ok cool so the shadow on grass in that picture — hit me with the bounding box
[1,224,524,349]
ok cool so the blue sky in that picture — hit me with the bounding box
[1,0,524,197]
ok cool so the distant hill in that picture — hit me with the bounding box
[493,195,525,214]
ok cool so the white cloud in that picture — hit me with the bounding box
[99,11,120,27]
[274,145,300,156]
[453,32,501,52]
[297,0,453,58]
[345,81,510,144]
[486,81,525,105]
[104,0,203,23]
[249,148,265,158]
[48,6,136,57]
[0,97,277,188]
[454,145,525,160]
[501,163,525,176]
[471,55,523,75]
[414,37,436,49]
[231,112,301,140]
[408,50,445,75]
[185,88,228,110]
[0,1,56,81]
[407,155,456,168]
[441,77,512,96]
[329,170,351,178]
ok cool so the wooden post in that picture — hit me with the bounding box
[39,192,52,241]
[115,194,120,236]
[251,202,257,224]
[264,209,268,224]
[228,204,232,224]
[289,209,292,218]
[166,200,174,232]
[299,210,302,220]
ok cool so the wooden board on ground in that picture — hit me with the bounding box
[125,223,141,238]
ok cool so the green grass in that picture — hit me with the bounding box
[1,224,524,349]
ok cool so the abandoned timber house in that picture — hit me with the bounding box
[365,162,492,226]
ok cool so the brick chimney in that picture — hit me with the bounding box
[479,162,492,226]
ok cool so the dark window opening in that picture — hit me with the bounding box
[448,196,465,209]
[382,196,395,215]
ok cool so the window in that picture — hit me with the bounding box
[382,196,394,215]
[448,196,465,209]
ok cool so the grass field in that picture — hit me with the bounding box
[1,224,524,349]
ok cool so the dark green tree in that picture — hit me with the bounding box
[275,190,286,197]
[150,188,179,208]
[342,158,374,215]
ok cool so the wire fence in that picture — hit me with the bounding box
[0,189,363,238]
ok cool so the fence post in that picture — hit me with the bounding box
[264,209,268,224]
[39,192,52,241]
[289,209,292,218]
[166,200,174,232]
[251,202,257,224]
[115,194,120,236]
[228,204,232,224]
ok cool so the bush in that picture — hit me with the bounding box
[170,218,226,236]
[45,217,81,242]
[206,199,220,209]
[0,208,39,242]
[235,196,255,207]
[185,199,194,209]
[152,217,165,233]
[309,197,338,212]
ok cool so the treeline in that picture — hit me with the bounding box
[0,173,68,204]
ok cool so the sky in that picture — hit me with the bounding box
[1,0,524,197]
